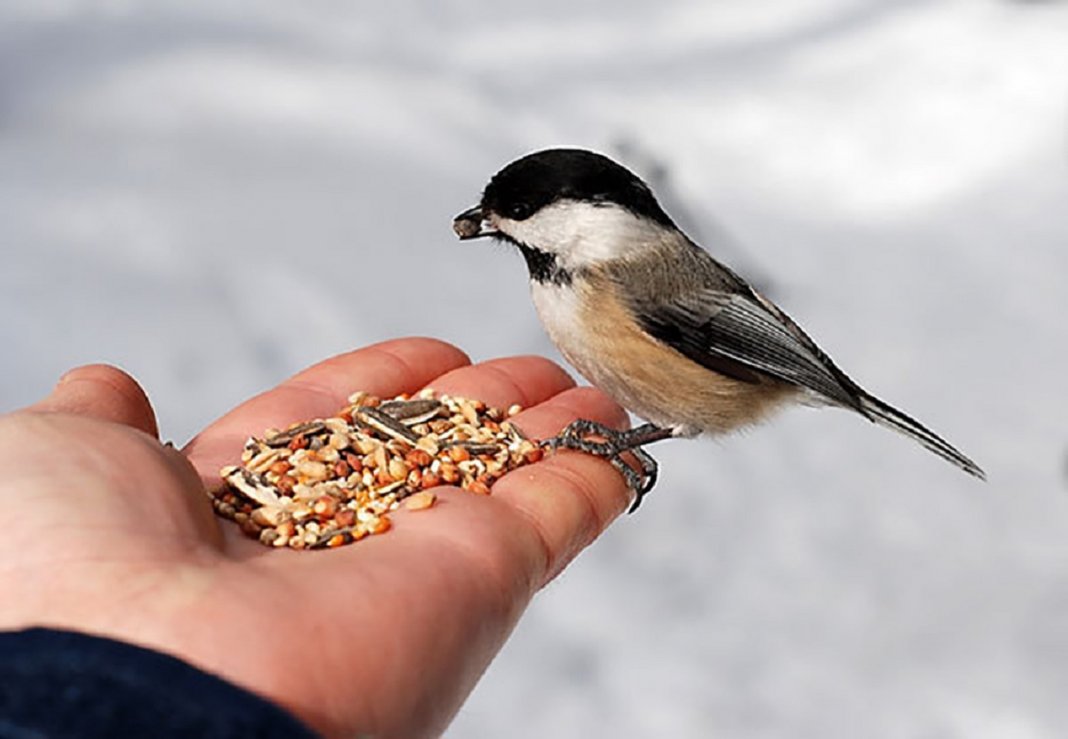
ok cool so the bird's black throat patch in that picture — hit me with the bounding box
[517,243,571,286]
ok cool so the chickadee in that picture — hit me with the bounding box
[453,148,984,510]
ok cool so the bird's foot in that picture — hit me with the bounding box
[542,420,671,513]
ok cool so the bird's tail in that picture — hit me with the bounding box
[858,394,986,480]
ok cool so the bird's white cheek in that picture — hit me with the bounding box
[502,201,659,269]
[503,213,577,257]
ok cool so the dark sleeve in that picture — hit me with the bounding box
[0,628,319,739]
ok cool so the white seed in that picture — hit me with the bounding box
[354,437,378,455]
[324,418,349,434]
[388,457,409,480]
[296,460,329,482]
[251,506,292,528]
[405,491,436,510]
[246,448,284,474]
[416,436,440,456]
[374,445,388,471]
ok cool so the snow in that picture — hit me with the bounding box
[3,1,1068,736]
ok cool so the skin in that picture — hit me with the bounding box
[0,337,632,738]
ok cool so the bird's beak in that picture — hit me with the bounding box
[452,206,497,240]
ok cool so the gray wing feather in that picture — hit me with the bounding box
[609,240,863,409]
[636,289,863,409]
[606,238,984,479]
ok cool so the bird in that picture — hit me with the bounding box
[452,148,985,511]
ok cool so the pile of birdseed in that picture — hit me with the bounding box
[212,390,544,549]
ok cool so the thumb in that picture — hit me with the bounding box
[27,364,160,438]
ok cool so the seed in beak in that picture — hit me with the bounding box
[453,206,489,240]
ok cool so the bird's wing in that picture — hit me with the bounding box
[633,287,864,410]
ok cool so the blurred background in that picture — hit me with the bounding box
[2,1,1067,736]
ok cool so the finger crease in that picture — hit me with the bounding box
[495,495,556,588]
[476,363,531,406]
[540,461,615,545]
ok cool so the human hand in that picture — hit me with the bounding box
[0,338,630,737]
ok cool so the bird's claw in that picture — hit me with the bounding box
[541,419,660,513]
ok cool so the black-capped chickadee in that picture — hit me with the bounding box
[453,148,984,510]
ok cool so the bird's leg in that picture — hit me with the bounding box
[543,421,674,513]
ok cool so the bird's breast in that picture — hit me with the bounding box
[529,274,796,434]
[530,280,590,357]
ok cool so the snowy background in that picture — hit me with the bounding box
[3,1,1068,737]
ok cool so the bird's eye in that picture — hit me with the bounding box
[507,201,533,220]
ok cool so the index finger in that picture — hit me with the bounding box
[183,337,471,481]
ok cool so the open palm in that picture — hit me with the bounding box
[0,338,631,738]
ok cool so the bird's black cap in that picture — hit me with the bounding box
[480,148,676,228]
